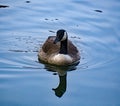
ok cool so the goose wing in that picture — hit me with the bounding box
[68,40,80,61]
[41,36,60,55]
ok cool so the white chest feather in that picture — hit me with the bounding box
[49,54,72,65]
[53,54,72,62]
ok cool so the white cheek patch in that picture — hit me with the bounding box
[61,31,67,41]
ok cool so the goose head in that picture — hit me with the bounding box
[54,29,68,44]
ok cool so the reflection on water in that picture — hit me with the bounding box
[0,5,9,8]
[52,74,67,98]
[42,62,79,98]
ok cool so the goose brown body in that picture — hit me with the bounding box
[38,35,80,66]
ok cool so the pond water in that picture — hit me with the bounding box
[0,0,120,105]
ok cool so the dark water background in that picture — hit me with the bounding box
[0,0,120,105]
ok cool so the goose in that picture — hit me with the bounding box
[38,29,80,66]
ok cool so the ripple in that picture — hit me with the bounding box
[0,0,120,105]
[0,0,120,71]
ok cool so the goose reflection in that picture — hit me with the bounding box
[43,62,79,98]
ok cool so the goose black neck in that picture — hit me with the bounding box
[59,39,68,54]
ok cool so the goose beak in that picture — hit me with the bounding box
[53,37,59,44]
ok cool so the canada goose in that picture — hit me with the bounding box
[38,29,80,66]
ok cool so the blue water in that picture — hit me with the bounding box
[0,0,120,105]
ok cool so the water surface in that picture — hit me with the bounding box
[0,0,120,105]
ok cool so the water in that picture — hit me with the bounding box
[0,0,120,105]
